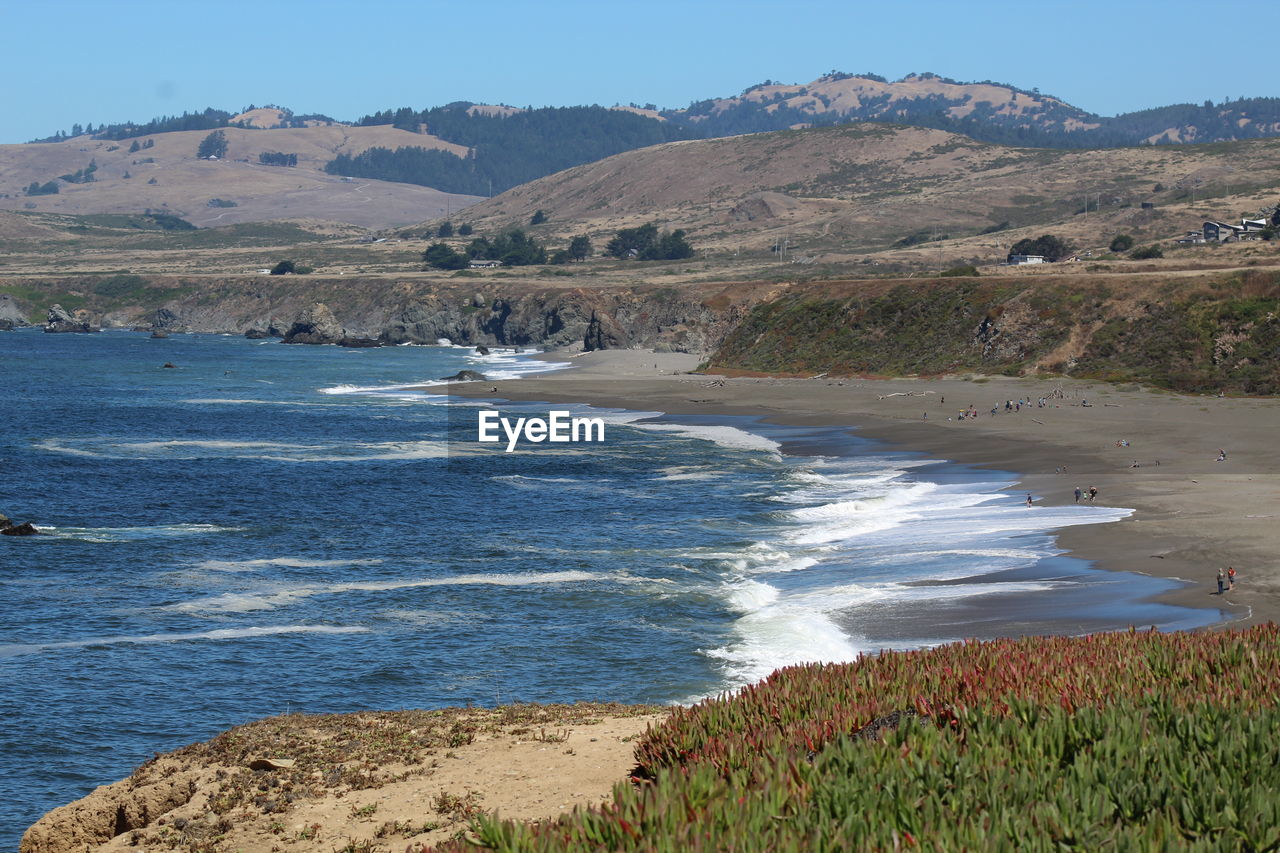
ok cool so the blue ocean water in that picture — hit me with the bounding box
[0,329,1221,844]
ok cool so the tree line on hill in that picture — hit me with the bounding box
[422,222,693,269]
[329,104,686,195]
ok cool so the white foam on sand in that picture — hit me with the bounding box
[0,625,369,658]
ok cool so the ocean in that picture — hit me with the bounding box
[0,329,1220,844]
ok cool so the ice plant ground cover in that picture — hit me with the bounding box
[440,626,1280,851]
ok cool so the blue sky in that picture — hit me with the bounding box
[4,0,1277,144]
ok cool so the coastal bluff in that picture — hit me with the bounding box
[3,268,1277,393]
[21,705,660,853]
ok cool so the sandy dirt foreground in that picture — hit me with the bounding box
[22,709,662,853]
[450,349,1280,625]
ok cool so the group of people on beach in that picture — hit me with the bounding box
[1072,486,1098,503]
[1216,566,1238,594]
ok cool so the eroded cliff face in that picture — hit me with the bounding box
[27,276,752,354]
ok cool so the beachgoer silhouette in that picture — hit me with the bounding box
[1228,566,1236,590]
[1088,486,1098,502]
[1025,494,1033,507]
[1074,487,1082,503]
[1217,568,1225,595]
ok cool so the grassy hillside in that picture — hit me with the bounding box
[708,270,1280,394]
[0,125,480,229]
[447,122,1280,262]
[436,626,1280,851]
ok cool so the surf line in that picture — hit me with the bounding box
[476,410,605,452]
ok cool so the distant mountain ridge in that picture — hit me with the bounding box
[12,72,1280,226]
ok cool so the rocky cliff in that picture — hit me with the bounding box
[4,271,1277,393]
[2,275,766,354]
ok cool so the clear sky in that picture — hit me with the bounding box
[4,0,1277,144]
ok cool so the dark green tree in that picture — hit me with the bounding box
[128,140,141,153]
[1009,234,1073,261]
[606,223,694,260]
[437,221,454,238]
[606,223,659,258]
[269,260,296,275]
[1109,234,1135,252]
[530,209,547,225]
[458,223,474,236]
[549,249,572,265]
[423,243,469,270]
[1129,244,1164,260]
[197,130,228,159]
[464,230,546,265]
[568,234,592,261]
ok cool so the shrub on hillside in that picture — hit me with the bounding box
[1130,244,1164,259]
[1109,234,1135,252]
[940,264,979,277]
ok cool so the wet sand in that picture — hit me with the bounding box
[448,349,1280,627]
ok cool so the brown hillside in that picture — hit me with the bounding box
[0,125,479,229]
[450,123,1280,262]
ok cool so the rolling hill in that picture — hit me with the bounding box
[447,122,1280,261]
[0,123,481,229]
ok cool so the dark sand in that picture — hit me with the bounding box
[446,349,1280,627]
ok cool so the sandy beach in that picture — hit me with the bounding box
[449,348,1280,627]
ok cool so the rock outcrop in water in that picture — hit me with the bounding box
[0,294,28,328]
[439,369,487,382]
[43,304,95,334]
[0,512,39,536]
[282,302,345,345]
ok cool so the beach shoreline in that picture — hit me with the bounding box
[447,347,1279,628]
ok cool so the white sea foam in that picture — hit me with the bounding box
[167,570,614,613]
[631,422,782,454]
[0,625,369,658]
[703,579,868,688]
[36,524,243,543]
[318,381,446,396]
[35,438,451,462]
[194,557,384,573]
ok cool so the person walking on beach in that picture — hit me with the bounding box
[1026,493,1033,507]
[1228,566,1236,590]
[1074,486,1082,504]
[1088,486,1098,502]
[1217,568,1226,595]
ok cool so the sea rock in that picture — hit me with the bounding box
[439,369,487,382]
[162,362,177,369]
[282,302,345,345]
[150,330,169,339]
[0,318,13,331]
[43,304,95,334]
[0,521,39,536]
[338,336,383,348]
[152,307,187,332]
[476,344,491,355]
[0,294,29,327]
[244,328,270,339]
[584,309,629,351]
[0,512,10,528]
